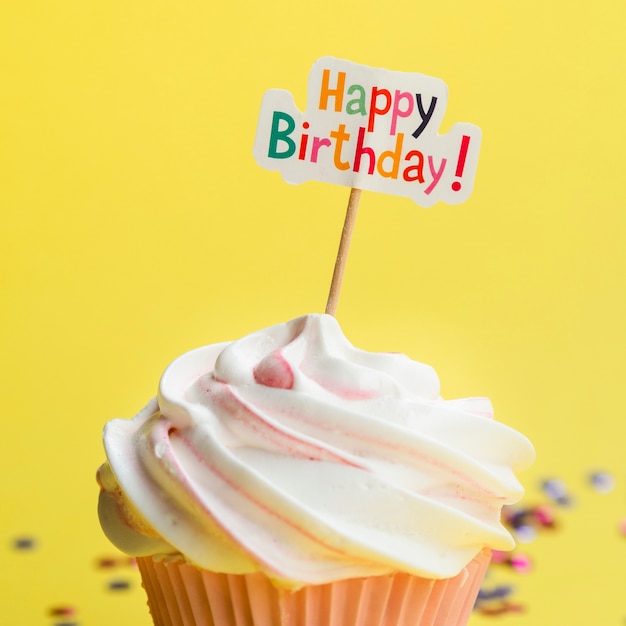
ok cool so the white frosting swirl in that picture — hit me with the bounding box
[98,314,534,587]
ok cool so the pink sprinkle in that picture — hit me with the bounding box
[533,504,555,526]
[618,518,626,536]
[510,553,532,573]
[253,351,294,389]
[490,550,510,563]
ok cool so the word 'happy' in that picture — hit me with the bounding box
[253,57,481,207]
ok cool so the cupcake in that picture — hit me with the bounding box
[97,314,534,626]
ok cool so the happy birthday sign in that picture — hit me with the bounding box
[253,57,481,208]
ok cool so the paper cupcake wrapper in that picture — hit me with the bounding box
[136,548,491,626]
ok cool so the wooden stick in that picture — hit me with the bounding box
[325,187,361,316]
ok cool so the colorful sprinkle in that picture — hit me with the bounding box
[487,550,532,573]
[48,606,76,617]
[503,503,558,534]
[509,553,533,573]
[514,524,537,543]
[476,601,525,616]
[542,478,572,504]
[589,471,615,493]
[477,585,514,601]
[96,555,137,569]
[533,503,556,527]
[107,579,131,591]
[505,507,529,529]
[12,536,36,550]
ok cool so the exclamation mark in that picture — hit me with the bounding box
[451,135,470,191]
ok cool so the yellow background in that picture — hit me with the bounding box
[2,1,625,624]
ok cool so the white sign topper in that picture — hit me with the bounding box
[253,57,481,208]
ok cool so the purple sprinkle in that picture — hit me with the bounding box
[477,585,514,600]
[542,478,568,501]
[555,494,574,507]
[589,471,615,493]
[509,510,530,529]
[515,524,537,543]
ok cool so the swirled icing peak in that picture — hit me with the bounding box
[97,314,534,588]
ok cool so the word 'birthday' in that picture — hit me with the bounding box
[253,57,481,207]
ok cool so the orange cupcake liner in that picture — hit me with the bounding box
[136,548,491,626]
